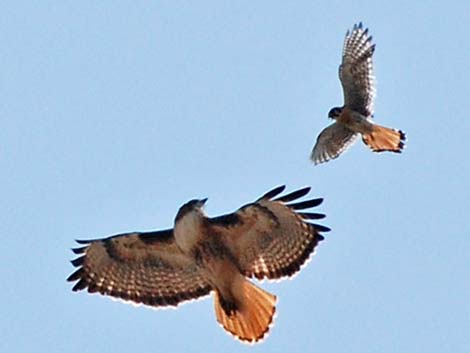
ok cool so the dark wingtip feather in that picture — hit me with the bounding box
[72,279,88,291]
[70,256,85,267]
[259,185,286,201]
[289,198,323,210]
[75,239,95,244]
[72,246,88,254]
[274,187,311,203]
[298,212,326,220]
[67,268,84,282]
[313,224,331,232]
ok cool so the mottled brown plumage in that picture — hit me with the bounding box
[68,185,329,343]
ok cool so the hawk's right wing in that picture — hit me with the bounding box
[310,122,359,164]
[210,186,330,281]
[67,229,212,307]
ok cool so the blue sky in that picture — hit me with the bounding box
[1,1,469,352]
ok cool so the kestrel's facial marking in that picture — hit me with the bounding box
[328,107,343,120]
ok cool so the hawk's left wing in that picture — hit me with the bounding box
[210,186,330,281]
[67,229,211,307]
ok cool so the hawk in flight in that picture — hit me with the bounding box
[311,22,406,165]
[67,185,329,343]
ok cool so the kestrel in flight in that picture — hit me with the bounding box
[67,185,330,343]
[311,23,406,164]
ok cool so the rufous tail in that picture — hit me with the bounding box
[362,124,406,153]
[214,278,277,343]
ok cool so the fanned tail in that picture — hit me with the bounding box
[362,124,406,153]
[214,278,277,343]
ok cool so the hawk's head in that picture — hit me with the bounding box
[328,107,343,120]
[175,198,208,223]
[174,198,208,252]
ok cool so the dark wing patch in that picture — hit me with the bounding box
[137,229,174,244]
[208,212,243,228]
[297,212,326,220]
[67,230,212,307]
[213,186,329,281]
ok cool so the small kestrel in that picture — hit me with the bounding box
[311,23,406,165]
[67,185,329,343]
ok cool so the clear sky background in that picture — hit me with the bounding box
[1,1,469,352]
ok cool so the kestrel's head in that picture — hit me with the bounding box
[175,198,208,223]
[328,107,343,120]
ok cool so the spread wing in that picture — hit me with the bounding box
[311,122,359,164]
[339,22,376,116]
[209,186,330,281]
[67,229,211,307]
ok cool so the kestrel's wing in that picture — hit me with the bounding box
[209,186,330,281]
[339,22,376,116]
[67,229,211,307]
[310,122,359,164]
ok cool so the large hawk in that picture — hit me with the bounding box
[67,185,329,343]
[311,22,406,165]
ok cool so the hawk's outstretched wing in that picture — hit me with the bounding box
[310,122,359,164]
[339,22,376,117]
[67,229,211,307]
[210,186,330,281]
